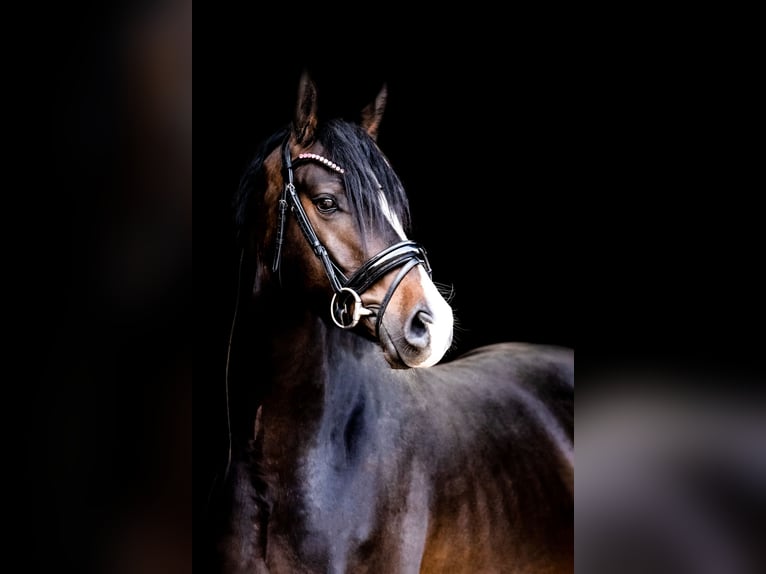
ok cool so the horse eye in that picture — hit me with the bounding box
[314,197,338,214]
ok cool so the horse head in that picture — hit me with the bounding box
[239,73,453,368]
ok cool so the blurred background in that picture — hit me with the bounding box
[10,0,191,572]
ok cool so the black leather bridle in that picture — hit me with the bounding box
[272,139,431,336]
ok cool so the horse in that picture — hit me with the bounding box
[217,73,573,573]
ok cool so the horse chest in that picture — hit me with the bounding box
[300,436,384,534]
[261,407,430,573]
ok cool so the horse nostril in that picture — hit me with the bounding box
[404,309,432,349]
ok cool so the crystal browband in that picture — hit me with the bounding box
[297,153,345,174]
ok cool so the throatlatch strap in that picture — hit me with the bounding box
[272,138,294,273]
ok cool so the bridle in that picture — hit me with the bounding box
[272,138,431,337]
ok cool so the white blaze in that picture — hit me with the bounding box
[377,190,407,240]
[377,191,454,368]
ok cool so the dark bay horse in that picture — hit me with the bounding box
[219,74,573,573]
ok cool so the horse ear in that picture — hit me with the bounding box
[360,84,387,141]
[293,71,318,145]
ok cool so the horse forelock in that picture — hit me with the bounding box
[315,120,411,241]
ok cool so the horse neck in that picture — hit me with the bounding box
[240,292,389,449]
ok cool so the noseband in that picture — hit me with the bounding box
[272,139,431,336]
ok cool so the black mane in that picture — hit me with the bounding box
[234,120,411,244]
[234,127,288,240]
